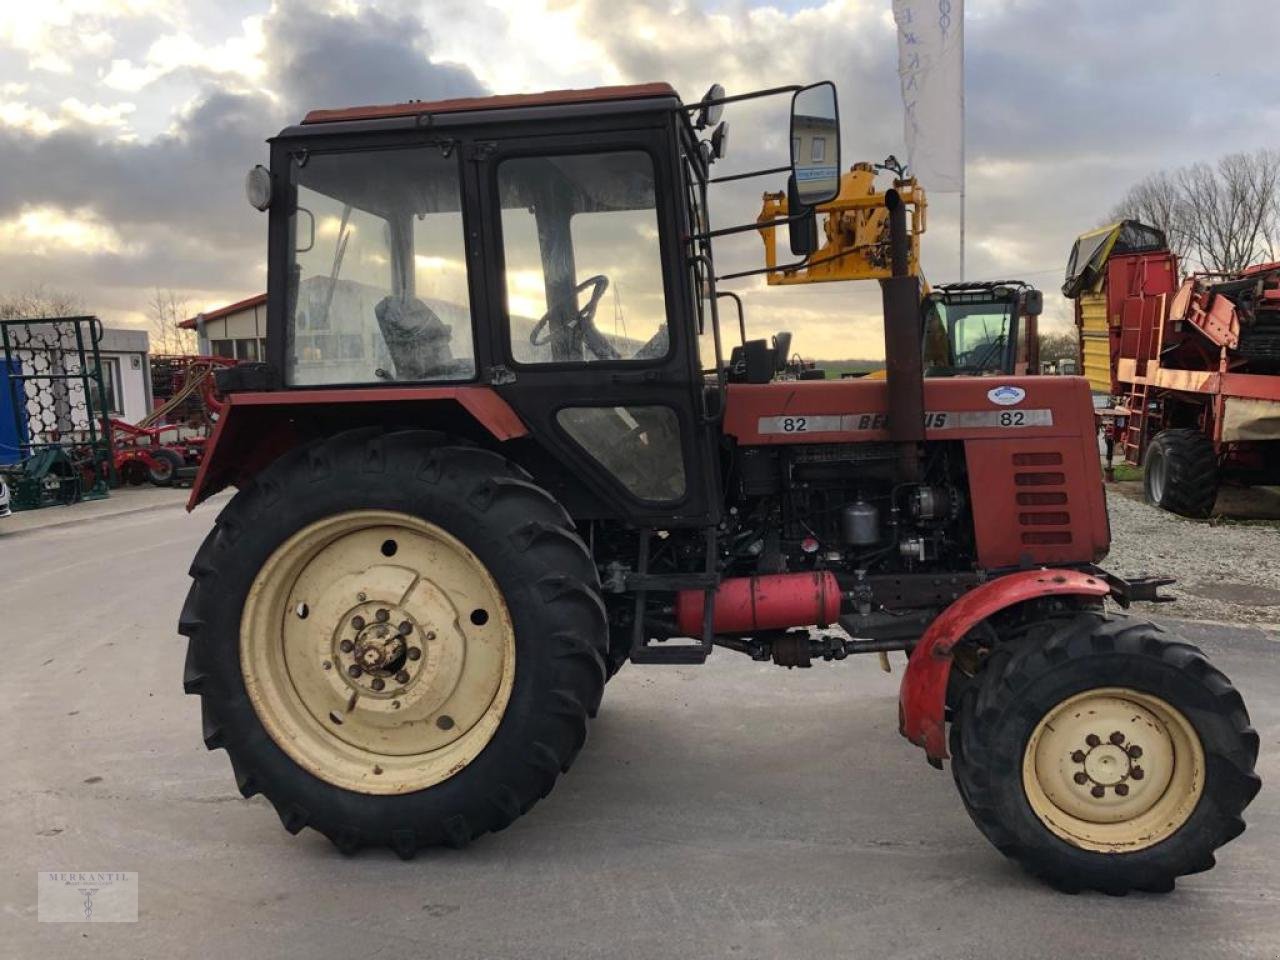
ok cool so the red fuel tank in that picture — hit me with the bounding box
[675,571,842,635]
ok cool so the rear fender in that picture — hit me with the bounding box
[899,568,1110,762]
[186,387,527,510]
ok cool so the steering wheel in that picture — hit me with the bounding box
[529,275,617,360]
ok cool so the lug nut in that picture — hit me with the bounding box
[1085,734,1101,747]
[375,609,389,623]
[347,664,362,678]
[1090,785,1105,798]
[407,648,421,661]
[1073,772,1089,785]
[371,678,385,691]
[395,670,410,684]
[436,715,455,730]
[1109,731,1126,745]
[351,616,365,630]
[1131,766,1145,780]
[1071,750,1086,764]
[339,639,354,653]
[1127,745,1143,759]
[398,621,413,635]
[322,660,332,670]
[1114,783,1129,796]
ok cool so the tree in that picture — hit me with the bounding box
[149,288,197,355]
[1109,149,1280,273]
[0,285,83,320]
[1038,331,1079,366]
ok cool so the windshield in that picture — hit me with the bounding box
[286,147,476,386]
[932,299,1014,374]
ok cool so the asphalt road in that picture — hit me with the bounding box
[2,498,1278,960]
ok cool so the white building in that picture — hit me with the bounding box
[182,293,267,361]
[96,326,152,423]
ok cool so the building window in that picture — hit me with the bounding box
[98,356,123,416]
[811,137,826,163]
[208,338,265,361]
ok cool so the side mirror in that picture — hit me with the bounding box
[1022,289,1044,317]
[786,175,819,257]
[789,81,840,207]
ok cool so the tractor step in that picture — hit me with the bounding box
[629,642,709,665]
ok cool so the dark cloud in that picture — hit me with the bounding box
[265,2,484,113]
[0,0,486,317]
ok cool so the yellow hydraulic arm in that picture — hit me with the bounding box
[756,161,927,285]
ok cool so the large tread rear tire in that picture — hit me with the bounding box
[951,611,1260,893]
[179,428,607,856]
[1143,428,1219,518]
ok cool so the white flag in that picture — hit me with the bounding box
[893,0,963,192]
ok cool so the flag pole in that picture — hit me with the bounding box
[958,4,966,281]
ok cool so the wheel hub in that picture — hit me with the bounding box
[1022,687,1204,852]
[338,604,420,692]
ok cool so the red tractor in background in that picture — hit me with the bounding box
[1065,221,1280,516]
[178,82,1259,892]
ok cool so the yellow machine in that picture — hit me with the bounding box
[756,160,1041,377]
[757,160,927,285]
[757,159,941,374]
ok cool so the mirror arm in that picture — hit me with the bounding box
[691,211,813,241]
[681,85,801,114]
[708,165,790,185]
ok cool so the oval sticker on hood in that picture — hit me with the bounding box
[987,385,1026,406]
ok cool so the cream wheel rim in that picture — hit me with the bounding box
[1022,687,1204,852]
[240,510,515,795]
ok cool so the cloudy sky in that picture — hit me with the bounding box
[0,0,1276,358]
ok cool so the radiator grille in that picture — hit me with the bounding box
[1014,452,1072,545]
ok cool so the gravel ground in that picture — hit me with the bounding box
[1104,489,1280,625]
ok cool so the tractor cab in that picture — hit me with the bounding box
[226,81,840,530]
[923,281,1043,377]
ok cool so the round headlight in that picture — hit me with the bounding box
[245,164,272,211]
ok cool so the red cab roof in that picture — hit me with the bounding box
[302,82,679,125]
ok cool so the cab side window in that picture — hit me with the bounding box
[497,151,670,364]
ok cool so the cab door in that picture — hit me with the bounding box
[471,126,720,527]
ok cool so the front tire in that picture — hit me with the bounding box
[179,429,607,857]
[951,612,1259,893]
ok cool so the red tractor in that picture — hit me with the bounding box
[180,82,1259,892]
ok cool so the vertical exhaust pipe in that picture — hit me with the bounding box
[880,189,924,482]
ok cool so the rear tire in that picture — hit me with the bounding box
[1143,428,1218,518]
[179,429,607,856]
[951,612,1259,893]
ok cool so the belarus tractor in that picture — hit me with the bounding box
[179,81,1259,892]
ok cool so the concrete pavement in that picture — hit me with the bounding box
[1,499,1277,959]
